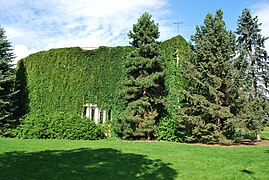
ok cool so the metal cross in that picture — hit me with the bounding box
[173,18,183,35]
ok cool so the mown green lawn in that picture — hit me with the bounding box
[0,138,268,180]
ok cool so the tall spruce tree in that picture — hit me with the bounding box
[236,8,269,141]
[176,9,240,143]
[0,26,17,136]
[119,12,165,140]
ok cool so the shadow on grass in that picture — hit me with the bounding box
[240,169,254,175]
[0,148,177,180]
[240,169,256,179]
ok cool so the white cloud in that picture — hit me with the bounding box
[0,0,172,62]
[253,1,269,53]
[12,45,38,65]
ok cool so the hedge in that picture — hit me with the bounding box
[13,113,105,140]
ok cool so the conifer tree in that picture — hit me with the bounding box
[119,12,165,140]
[236,8,269,141]
[176,10,239,143]
[0,26,17,135]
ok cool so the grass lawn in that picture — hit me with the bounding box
[0,138,268,180]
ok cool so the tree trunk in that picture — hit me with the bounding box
[216,117,221,142]
[256,132,261,142]
[146,132,151,140]
[216,117,221,132]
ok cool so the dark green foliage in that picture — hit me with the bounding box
[15,61,28,117]
[240,98,269,134]
[0,26,18,136]
[13,113,105,140]
[236,8,269,138]
[118,12,165,140]
[236,9,268,98]
[176,9,240,143]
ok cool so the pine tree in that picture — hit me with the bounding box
[236,8,269,141]
[118,12,165,140]
[0,26,17,135]
[176,9,240,143]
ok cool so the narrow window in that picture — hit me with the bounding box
[91,108,95,120]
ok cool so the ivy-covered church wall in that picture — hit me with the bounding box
[16,35,190,119]
[16,46,132,117]
[160,35,192,115]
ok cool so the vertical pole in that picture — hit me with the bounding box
[103,110,106,124]
[89,107,92,119]
[94,107,99,124]
[85,104,90,118]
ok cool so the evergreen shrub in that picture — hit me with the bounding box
[155,117,180,142]
[0,26,18,136]
[118,12,166,140]
[14,113,105,140]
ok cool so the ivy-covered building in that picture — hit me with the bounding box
[16,35,191,123]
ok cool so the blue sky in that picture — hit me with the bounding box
[168,0,260,37]
[0,0,268,63]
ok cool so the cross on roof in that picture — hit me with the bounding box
[173,18,183,35]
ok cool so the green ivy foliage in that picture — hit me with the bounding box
[16,36,190,127]
[13,113,105,140]
[16,46,132,117]
[160,36,192,115]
